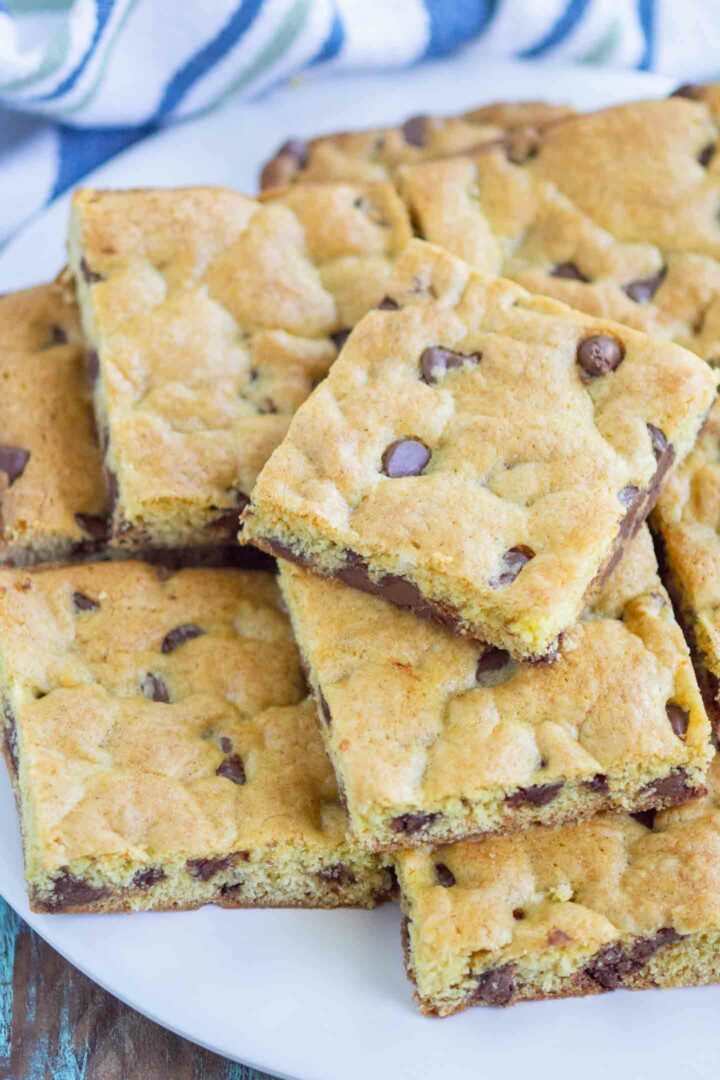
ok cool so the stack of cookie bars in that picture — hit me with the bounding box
[4,84,720,1018]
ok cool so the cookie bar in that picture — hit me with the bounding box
[396,755,720,1015]
[243,240,717,660]
[652,397,720,730]
[0,562,394,913]
[67,183,412,551]
[399,89,720,362]
[279,528,712,851]
[260,101,574,189]
[0,280,109,565]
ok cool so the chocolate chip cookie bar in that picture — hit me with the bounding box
[260,101,574,189]
[399,89,720,362]
[0,562,394,913]
[652,397,720,730]
[396,755,720,1015]
[0,280,109,565]
[243,240,717,660]
[68,183,412,551]
[279,527,712,851]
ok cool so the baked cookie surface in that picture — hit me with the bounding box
[280,529,712,851]
[244,240,717,659]
[0,561,393,913]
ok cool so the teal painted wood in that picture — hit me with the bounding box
[0,898,276,1079]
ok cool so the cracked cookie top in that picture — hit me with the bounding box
[279,529,711,828]
[399,91,720,361]
[653,397,720,697]
[396,753,720,1007]
[0,281,108,563]
[244,240,717,657]
[260,101,574,188]
[0,562,355,878]
[68,184,412,544]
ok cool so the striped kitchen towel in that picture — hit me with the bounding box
[1,0,719,246]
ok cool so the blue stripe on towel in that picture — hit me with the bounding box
[636,0,655,70]
[34,0,116,101]
[422,0,497,59]
[311,10,345,65]
[518,0,593,58]
[154,0,265,119]
[51,123,152,199]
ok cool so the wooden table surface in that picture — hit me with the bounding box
[0,898,276,1080]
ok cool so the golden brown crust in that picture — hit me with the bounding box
[399,93,720,361]
[243,239,718,659]
[652,397,720,718]
[396,756,720,1015]
[279,529,712,850]
[68,184,412,549]
[259,101,574,189]
[0,283,108,564]
[0,561,390,912]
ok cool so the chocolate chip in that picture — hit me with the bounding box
[382,438,431,478]
[420,346,482,384]
[647,423,670,461]
[46,872,109,911]
[317,690,332,726]
[48,324,67,346]
[624,268,666,304]
[317,864,357,887]
[666,702,689,739]
[0,446,30,486]
[618,486,641,509]
[583,773,609,794]
[84,349,99,381]
[506,780,563,807]
[389,812,441,835]
[551,262,589,282]
[377,296,399,311]
[670,84,701,99]
[73,591,100,613]
[220,736,233,753]
[161,623,204,654]
[401,915,412,966]
[331,329,351,351]
[141,673,170,703]
[402,115,428,147]
[631,809,657,829]
[132,867,166,889]
[74,513,108,540]
[207,497,248,533]
[489,546,534,589]
[699,143,716,167]
[504,126,542,164]
[435,863,455,887]
[476,647,511,679]
[576,334,625,378]
[80,257,104,284]
[640,767,693,804]
[376,574,425,609]
[3,703,18,777]
[585,928,682,990]
[278,138,308,167]
[471,964,516,1006]
[187,855,234,881]
[219,881,244,897]
[585,944,625,989]
[106,469,119,515]
[216,753,246,785]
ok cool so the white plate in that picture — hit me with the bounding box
[1,53,716,1080]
